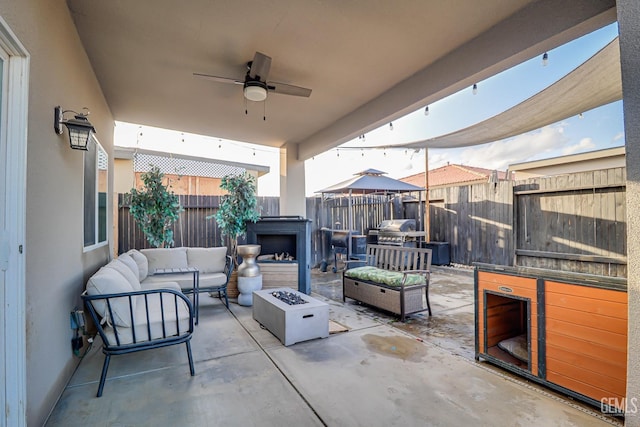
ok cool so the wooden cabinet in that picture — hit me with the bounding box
[475,264,627,412]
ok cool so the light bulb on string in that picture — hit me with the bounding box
[361,149,364,157]
[424,106,429,116]
[472,84,478,95]
[542,52,549,66]
[389,122,394,131]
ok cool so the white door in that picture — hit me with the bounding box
[0,16,28,427]
[0,43,7,427]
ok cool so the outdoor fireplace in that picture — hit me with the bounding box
[246,216,311,293]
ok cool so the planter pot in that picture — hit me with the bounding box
[226,271,239,298]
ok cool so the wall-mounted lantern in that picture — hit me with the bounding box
[54,105,96,150]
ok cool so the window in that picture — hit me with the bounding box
[84,136,108,250]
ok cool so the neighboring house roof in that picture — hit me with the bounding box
[114,147,270,178]
[400,164,509,188]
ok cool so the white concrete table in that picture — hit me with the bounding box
[253,288,329,346]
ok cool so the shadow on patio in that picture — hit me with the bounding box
[46,266,619,426]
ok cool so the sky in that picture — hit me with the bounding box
[115,23,623,197]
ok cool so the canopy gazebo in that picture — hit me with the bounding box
[316,169,425,269]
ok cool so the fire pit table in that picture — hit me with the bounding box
[253,287,329,346]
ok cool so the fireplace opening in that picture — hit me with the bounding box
[256,234,297,262]
[484,292,530,370]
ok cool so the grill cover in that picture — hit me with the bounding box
[378,219,416,233]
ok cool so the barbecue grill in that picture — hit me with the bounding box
[319,228,366,272]
[370,219,420,247]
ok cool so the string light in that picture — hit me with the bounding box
[361,149,364,157]
[472,84,478,95]
[579,113,584,119]
[424,106,429,116]
[389,122,394,131]
[542,52,549,66]
[336,149,340,157]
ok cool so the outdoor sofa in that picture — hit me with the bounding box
[82,246,232,396]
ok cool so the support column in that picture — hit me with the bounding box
[279,143,307,218]
[618,1,640,423]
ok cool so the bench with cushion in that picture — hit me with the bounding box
[342,244,432,321]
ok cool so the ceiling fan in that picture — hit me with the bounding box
[194,51,312,102]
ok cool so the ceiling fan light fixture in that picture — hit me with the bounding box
[244,82,268,102]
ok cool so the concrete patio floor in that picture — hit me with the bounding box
[46,266,621,426]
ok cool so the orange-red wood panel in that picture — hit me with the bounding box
[545,305,627,336]
[545,281,627,404]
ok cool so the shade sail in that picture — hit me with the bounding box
[385,37,621,149]
[317,168,424,194]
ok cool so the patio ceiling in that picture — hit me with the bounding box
[66,0,616,161]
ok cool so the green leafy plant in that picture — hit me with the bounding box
[210,172,261,261]
[126,165,183,248]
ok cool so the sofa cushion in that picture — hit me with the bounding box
[141,247,188,274]
[344,266,426,287]
[127,249,149,281]
[140,280,181,292]
[117,253,140,281]
[199,272,229,289]
[85,267,136,327]
[102,291,191,346]
[187,247,227,273]
[106,259,142,290]
[142,273,196,291]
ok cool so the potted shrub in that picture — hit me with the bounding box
[210,172,261,261]
[125,165,183,248]
[209,172,261,299]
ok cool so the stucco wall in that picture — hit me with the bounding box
[0,1,114,424]
[618,0,640,424]
[512,154,625,180]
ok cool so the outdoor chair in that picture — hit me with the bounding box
[82,288,195,397]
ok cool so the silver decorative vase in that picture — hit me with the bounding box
[237,244,262,306]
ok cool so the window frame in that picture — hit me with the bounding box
[83,135,108,252]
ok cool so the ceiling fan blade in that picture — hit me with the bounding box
[249,52,272,81]
[267,81,312,97]
[193,73,243,85]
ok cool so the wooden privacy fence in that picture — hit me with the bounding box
[118,193,397,266]
[117,194,280,253]
[117,167,627,277]
[428,167,627,277]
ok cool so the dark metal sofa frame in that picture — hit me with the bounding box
[82,288,195,397]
